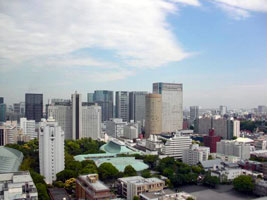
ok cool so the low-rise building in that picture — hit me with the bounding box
[76,174,114,200]
[0,171,38,200]
[48,188,71,200]
[182,144,210,166]
[116,176,165,200]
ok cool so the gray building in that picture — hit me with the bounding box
[129,91,147,125]
[87,93,94,103]
[72,92,82,140]
[0,97,3,104]
[0,103,6,122]
[25,93,43,122]
[93,90,113,122]
[116,91,129,122]
[190,106,199,125]
[153,82,183,132]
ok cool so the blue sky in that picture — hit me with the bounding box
[0,0,266,108]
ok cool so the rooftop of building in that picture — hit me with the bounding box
[200,159,222,169]
[0,171,33,183]
[235,137,254,143]
[78,174,110,191]
[140,189,175,198]
[100,139,134,154]
[0,146,23,173]
[48,188,71,200]
[94,157,149,172]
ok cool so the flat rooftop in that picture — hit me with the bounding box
[79,175,109,191]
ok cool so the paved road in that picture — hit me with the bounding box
[178,185,259,200]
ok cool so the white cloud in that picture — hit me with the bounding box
[0,0,197,72]
[212,0,267,12]
[209,0,267,20]
[216,3,250,20]
[169,0,201,7]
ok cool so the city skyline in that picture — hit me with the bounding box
[0,0,266,108]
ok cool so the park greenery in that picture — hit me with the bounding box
[233,175,254,194]
[240,120,264,132]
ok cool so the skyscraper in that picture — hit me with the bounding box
[25,93,43,122]
[0,104,6,122]
[153,82,183,133]
[129,91,147,125]
[93,90,113,122]
[87,93,94,103]
[219,105,227,116]
[39,117,65,184]
[72,92,82,140]
[0,97,3,104]
[82,104,101,140]
[115,91,129,122]
[145,93,162,138]
[190,106,199,125]
[47,101,72,140]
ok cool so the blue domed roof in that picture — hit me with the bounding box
[100,140,133,154]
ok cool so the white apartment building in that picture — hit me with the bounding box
[39,117,65,184]
[47,104,72,139]
[161,133,192,159]
[105,118,127,138]
[0,171,38,200]
[182,144,210,166]
[216,140,251,160]
[153,83,183,133]
[123,124,138,140]
[20,118,36,140]
[82,105,101,140]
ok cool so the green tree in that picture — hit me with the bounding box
[56,169,77,182]
[133,196,140,200]
[143,155,158,169]
[141,170,151,178]
[36,183,49,200]
[30,170,46,185]
[203,173,219,188]
[98,163,119,180]
[233,175,254,194]
[124,165,137,177]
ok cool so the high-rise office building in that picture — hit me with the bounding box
[87,93,94,103]
[93,90,113,122]
[47,101,72,140]
[145,94,162,138]
[13,102,25,115]
[219,105,227,116]
[105,118,127,138]
[0,97,3,104]
[190,106,199,125]
[72,92,82,140]
[39,117,65,184]
[0,103,6,122]
[258,105,267,114]
[25,93,43,122]
[115,91,129,122]
[82,104,101,140]
[153,82,183,133]
[129,91,147,125]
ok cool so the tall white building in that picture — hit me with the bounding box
[216,140,250,160]
[161,133,192,159]
[20,118,36,140]
[72,92,82,140]
[115,91,130,122]
[182,144,210,166]
[219,105,227,116]
[39,117,65,184]
[105,118,127,138]
[190,106,199,125]
[153,83,183,133]
[82,104,101,140]
[47,103,72,139]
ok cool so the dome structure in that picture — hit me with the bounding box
[0,147,23,173]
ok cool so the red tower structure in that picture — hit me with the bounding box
[203,129,221,153]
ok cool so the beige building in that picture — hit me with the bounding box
[116,176,165,200]
[145,94,162,138]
